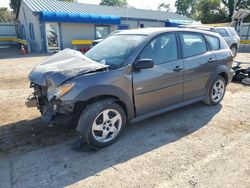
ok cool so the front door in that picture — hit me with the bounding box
[45,22,60,52]
[178,32,217,101]
[133,33,184,116]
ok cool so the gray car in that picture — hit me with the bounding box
[26,28,234,148]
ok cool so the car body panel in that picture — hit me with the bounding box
[61,65,135,119]
[182,51,217,101]
[133,59,184,115]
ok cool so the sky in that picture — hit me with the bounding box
[1,0,176,12]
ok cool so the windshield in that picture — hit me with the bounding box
[85,35,145,69]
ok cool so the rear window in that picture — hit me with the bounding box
[205,35,220,50]
[215,28,229,37]
[179,33,207,58]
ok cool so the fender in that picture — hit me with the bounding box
[75,85,135,119]
[205,64,231,96]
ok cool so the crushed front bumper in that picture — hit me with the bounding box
[25,83,75,124]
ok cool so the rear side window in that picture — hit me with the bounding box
[140,33,178,64]
[216,28,229,37]
[205,35,220,50]
[179,33,207,58]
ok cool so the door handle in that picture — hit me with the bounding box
[173,66,183,72]
[208,58,215,62]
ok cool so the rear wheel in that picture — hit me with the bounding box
[203,76,226,105]
[77,99,126,148]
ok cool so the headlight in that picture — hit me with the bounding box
[47,83,75,100]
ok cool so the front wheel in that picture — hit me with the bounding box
[77,99,126,148]
[203,76,226,105]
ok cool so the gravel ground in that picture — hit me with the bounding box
[0,50,249,188]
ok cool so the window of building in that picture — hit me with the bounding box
[179,33,207,58]
[140,23,144,28]
[139,33,178,64]
[95,26,110,39]
[118,24,129,30]
[29,23,35,40]
[215,28,229,37]
[205,35,220,50]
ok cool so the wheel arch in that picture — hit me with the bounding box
[230,43,238,49]
[218,72,228,84]
[73,85,134,120]
[205,66,230,96]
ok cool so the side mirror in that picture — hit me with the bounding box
[134,59,154,70]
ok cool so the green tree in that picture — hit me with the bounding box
[158,2,170,11]
[0,7,15,23]
[175,0,196,18]
[100,0,128,7]
[195,0,228,23]
[10,0,20,14]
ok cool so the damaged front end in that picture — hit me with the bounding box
[25,49,109,124]
[26,82,75,124]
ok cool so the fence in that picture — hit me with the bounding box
[0,23,18,45]
[240,22,250,40]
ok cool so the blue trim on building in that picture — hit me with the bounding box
[20,24,26,39]
[165,22,180,27]
[29,23,35,40]
[39,21,47,53]
[40,11,121,25]
[58,23,63,50]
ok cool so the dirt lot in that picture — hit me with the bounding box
[0,51,249,188]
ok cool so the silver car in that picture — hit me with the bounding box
[180,25,240,57]
[213,27,240,57]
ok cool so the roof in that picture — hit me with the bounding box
[232,9,250,20]
[114,27,222,37]
[21,0,191,22]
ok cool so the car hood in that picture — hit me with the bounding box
[29,48,108,86]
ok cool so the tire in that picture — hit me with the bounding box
[76,99,126,148]
[230,45,237,57]
[203,76,226,106]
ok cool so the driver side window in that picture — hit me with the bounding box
[140,33,178,65]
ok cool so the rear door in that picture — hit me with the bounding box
[132,33,184,116]
[178,32,217,101]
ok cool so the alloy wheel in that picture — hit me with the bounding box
[212,79,225,103]
[92,109,122,143]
